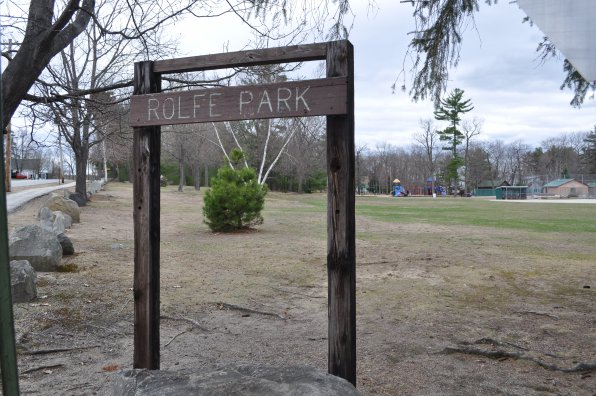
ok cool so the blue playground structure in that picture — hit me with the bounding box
[392,179,409,197]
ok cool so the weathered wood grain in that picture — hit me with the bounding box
[154,42,328,74]
[133,61,161,370]
[129,77,347,127]
[326,40,356,386]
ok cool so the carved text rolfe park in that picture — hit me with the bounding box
[129,77,347,127]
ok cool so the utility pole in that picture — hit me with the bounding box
[4,40,12,192]
[59,132,64,183]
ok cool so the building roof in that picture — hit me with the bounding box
[10,158,41,171]
[543,178,587,188]
[586,181,596,187]
[477,179,510,188]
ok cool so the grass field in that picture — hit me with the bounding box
[268,193,596,233]
[9,185,595,395]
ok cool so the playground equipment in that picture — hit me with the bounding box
[392,179,409,197]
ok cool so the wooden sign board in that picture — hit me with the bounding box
[130,77,347,127]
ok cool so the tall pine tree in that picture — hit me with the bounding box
[434,88,474,191]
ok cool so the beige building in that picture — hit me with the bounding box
[543,178,589,198]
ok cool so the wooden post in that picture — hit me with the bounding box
[5,121,10,192]
[326,40,356,385]
[0,114,20,395]
[132,61,161,370]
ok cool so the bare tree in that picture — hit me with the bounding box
[413,118,440,193]
[461,118,482,192]
[283,117,325,192]
[161,123,210,192]
[1,1,96,129]
[2,0,353,198]
[355,144,368,194]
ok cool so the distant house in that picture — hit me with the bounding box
[10,158,42,179]
[477,179,510,189]
[543,178,589,198]
[475,179,510,196]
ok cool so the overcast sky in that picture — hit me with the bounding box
[170,1,594,150]
[348,0,596,149]
[6,1,591,149]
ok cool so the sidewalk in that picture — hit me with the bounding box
[5,182,76,214]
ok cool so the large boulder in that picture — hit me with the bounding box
[46,196,80,223]
[68,192,87,207]
[57,233,74,256]
[10,260,37,303]
[9,225,63,272]
[38,208,73,235]
[113,365,361,396]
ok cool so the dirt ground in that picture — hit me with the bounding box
[5,182,595,395]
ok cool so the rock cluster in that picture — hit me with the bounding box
[8,181,105,305]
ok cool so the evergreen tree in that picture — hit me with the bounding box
[203,149,267,232]
[434,88,473,190]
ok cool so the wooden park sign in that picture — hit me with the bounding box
[130,77,348,126]
[130,40,356,385]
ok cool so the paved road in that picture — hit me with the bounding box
[5,180,76,214]
[10,178,66,188]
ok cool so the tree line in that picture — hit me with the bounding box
[357,126,596,196]
[3,1,594,198]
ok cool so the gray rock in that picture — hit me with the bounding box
[57,233,74,256]
[39,210,55,234]
[53,211,72,232]
[87,180,104,195]
[46,196,80,223]
[9,225,63,272]
[10,260,37,303]
[113,365,361,396]
[68,192,87,207]
[38,208,73,235]
[38,206,53,222]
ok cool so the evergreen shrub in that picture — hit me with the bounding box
[203,156,267,232]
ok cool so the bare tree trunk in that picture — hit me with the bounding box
[204,167,209,188]
[178,162,185,192]
[1,1,95,131]
[75,149,88,197]
[178,143,184,192]
[192,162,200,191]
